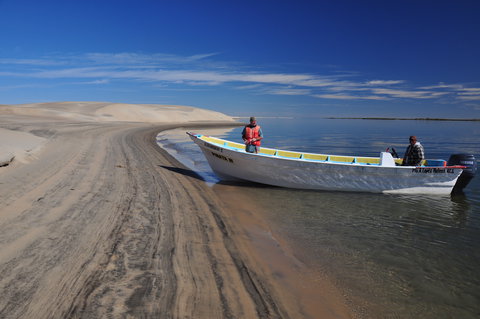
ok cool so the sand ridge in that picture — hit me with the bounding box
[0,101,235,123]
[0,102,234,167]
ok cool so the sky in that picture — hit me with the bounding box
[1,0,480,118]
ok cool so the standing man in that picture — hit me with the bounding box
[242,116,263,153]
[402,135,425,166]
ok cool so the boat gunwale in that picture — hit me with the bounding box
[187,132,465,170]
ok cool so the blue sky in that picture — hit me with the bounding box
[1,0,479,118]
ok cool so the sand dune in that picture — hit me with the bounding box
[1,101,235,123]
[0,102,234,167]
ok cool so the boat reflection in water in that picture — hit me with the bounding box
[212,182,478,318]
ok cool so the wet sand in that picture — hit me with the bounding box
[0,102,353,318]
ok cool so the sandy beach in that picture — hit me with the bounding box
[0,102,352,318]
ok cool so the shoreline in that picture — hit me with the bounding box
[209,182,354,319]
[158,127,354,318]
[326,117,480,121]
[0,102,353,318]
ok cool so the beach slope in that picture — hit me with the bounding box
[0,102,351,318]
[0,102,287,318]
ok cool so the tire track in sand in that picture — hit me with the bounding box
[0,123,286,318]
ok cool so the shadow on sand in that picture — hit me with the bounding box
[159,165,204,181]
[158,164,273,189]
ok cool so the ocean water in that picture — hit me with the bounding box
[157,118,480,318]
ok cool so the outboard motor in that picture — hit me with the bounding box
[448,154,477,193]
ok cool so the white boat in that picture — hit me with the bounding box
[187,132,469,195]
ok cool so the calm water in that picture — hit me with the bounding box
[157,118,480,318]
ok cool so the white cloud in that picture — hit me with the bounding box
[460,87,480,93]
[326,85,370,92]
[0,52,477,104]
[83,52,220,66]
[83,79,110,85]
[366,80,404,85]
[267,88,312,96]
[458,96,480,101]
[371,88,447,99]
[457,88,480,100]
[235,84,263,90]
[419,83,463,90]
[0,58,66,66]
[314,94,388,100]
[416,84,480,101]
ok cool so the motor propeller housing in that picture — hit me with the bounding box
[448,154,477,193]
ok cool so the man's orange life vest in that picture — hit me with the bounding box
[244,125,261,146]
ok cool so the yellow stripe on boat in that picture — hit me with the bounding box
[330,155,355,163]
[302,153,329,161]
[202,136,225,144]
[355,157,380,164]
[277,150,302,158]
[225,141,244,148]
[259,148,277,155]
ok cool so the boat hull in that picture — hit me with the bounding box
[188,133,463,194]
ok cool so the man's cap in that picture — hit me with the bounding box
[250,116,256,122]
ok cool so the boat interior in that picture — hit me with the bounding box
[195,134,447,167]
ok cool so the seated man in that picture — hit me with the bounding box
[402,135,424,166]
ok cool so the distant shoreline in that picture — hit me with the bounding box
[232,116,480,122]
[326,117,480,122]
